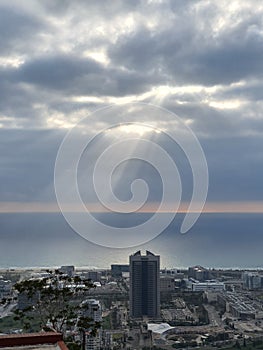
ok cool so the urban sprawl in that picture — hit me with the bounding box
[1,251,263,349]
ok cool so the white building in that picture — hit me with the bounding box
[0,279,12,299]
[85,331,102,350]
[80,299,102,350]
[242,271,263,290]
[189,279,225,292]
[59,265,75,277]
[81,299,102,322]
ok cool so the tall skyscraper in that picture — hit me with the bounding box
[129,250,160,318]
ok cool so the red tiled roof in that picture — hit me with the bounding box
[0,332,68,350]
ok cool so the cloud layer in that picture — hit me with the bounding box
[0,0,263,207]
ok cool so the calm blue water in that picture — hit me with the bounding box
[0,212,262,269]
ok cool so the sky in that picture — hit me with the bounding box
[1,0,263,216]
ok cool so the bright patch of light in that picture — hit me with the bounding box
[0,115,22,128]
[185,119,194,125]
[207,99,245,109]
[46,115,76,129]
[230,80,247,88]
[83,51,110,65]
[152,85,221,96]
[107,94,149,104]
[0,116,13,121]
[32,103,47,109]
[0,56,24,68]
[124,15,135,31]
[107,124,160,136]
[72,96,104,103]
[145,19,159,30]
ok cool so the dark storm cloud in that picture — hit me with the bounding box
[159,97,263,138]
[187,27,263,85]
[0,0,262,129]
[16,55,103,90]
[109,12,263,86]
[41,0,141,16]
[0,79,40,123]
[216,80,263,102]
[0,4,45,54]
[2,54,162,97]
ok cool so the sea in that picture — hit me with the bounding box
[0,212,263,270]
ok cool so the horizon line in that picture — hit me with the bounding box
[0,201,263,214]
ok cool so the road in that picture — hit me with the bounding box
[204,304,223,327]
[0,301,16,319]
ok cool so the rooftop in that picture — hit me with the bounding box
[0,333,68,350]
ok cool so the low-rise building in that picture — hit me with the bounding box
[81,299,102,322]
[85,330,102,350]
[161,269,185,279]
[0,279,12,299]
[188,266,211,281]
[242,271,263,290]
[111,265,129,278]
[87,271,101,282]
[160,276,175,292]
[59,265,75,277]
[188,279,225,292]
[217,291,263,320]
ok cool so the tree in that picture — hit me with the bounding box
[13,269,98,333]
[235,340,241,349]
[243,338,247,347]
